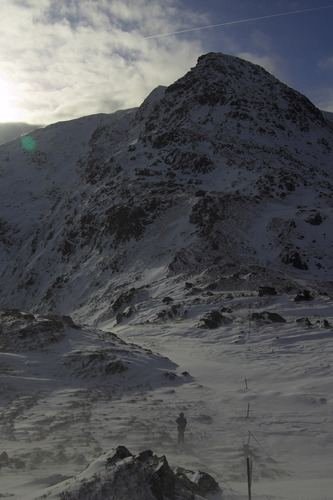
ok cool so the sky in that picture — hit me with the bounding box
[0,0,332,125]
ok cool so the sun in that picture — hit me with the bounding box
[0,77,24,123]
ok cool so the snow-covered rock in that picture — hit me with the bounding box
[38,446,220,500]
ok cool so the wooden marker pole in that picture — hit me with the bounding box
[247,457,252,500]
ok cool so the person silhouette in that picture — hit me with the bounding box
[176,412,187,444]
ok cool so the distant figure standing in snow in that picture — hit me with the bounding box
[176,412,187,444]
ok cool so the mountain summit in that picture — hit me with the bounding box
[0,52,332,323]
[140,52,329,140]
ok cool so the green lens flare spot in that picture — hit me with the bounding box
[21,136,36,151]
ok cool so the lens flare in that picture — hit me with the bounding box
[21,136,36,151]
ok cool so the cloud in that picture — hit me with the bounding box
[250,29,273,52]
[236,51,288,83]
[0,0,206,124]
[318,56,333,70]
[308,88,333,112]
[228,26,282,80]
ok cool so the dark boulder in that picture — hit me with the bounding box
[201,310,232,329]
[196,470,220,496]
[258,286,277,297]
[0,451,10,467]
[252,311,286,323]
[305,211,324,225]
[281,251,308,270]
[296,317,312,327]
[106,445,133,466]
[150,455,177,500]
[294,289,314,302]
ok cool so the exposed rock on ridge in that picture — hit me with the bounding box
[0,52,332,323]
[45,446,220,500]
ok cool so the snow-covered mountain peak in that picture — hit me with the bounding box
[140,52,328,142]
[0,51,332,322]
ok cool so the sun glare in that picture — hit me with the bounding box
[0,78,23,123]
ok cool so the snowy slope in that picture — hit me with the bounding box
[0,53,332,323]
[0,310,194,499]
[0,52,333,499]
[109,285,333,500]
[1,295,332,499]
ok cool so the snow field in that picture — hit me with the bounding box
[111,290,333,500]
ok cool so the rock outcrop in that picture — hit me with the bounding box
[49,446,221,500]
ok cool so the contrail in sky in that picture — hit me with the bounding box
[143,5,333,39]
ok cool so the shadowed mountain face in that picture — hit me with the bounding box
[0,52,332,324]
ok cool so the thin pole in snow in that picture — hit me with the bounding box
[247,456,252,500]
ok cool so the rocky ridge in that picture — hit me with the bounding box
[43,445,220,500]
[0,52,332,326]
